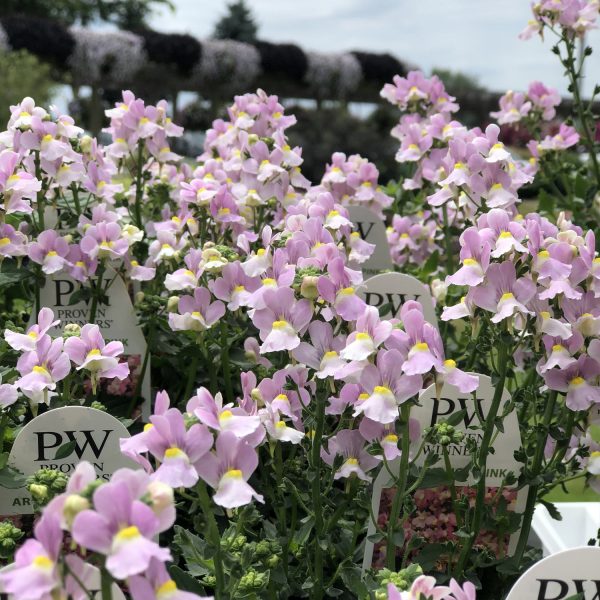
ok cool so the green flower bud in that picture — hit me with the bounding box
[63,494,90,527]
[239,569,267,591]
[63,323,81,338]
[28,483,48,501]
[167,296,179,312]
[90,401,107,412]
[300,275,319,299]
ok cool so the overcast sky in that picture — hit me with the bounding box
[149,0,600,96]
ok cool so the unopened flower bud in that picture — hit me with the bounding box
[247,134,259,145]
[300,275,319,299]
[28,484,48,501]
[167,296,179,312]
[63,494,90,527]
[135,291,145,304]
[147,481,175,515]
[80,135,93,154]
[63,234,73,244]
[250,388,264,407]
[63,323,81,338]
[431,278,448,304]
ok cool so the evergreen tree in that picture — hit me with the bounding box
[213,0,258,43]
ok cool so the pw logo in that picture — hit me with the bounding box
[363,291,421,318]
[536,578,600,599]
[54,279,112,307]
[430,397,489,428]
[34,430,114,461]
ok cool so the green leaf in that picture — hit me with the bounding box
[173,526,211,577]
[418,468,452,489]
[0,466,26,488]
[0,271,34,287]
[167,565,206,595]
[421,250,439,277]
[68,288,91,306]
[293,517,314,546]
[54,440,76,460]
[537,189,556,215]
[446,409,467,427]
[540,499,562,521]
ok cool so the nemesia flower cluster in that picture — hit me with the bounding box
[3,3,600,595]
[0,462,210,600]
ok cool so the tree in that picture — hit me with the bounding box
[213,0,258,43]
[2,0,174,29]
[0,50,57,112]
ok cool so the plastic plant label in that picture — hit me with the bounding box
[358,271,438,325]
[364,374,527,570]
[32,266,151,417]
[506,546,600,599]
[347,205,393,277]
[0,406,137,515]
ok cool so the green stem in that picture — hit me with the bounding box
[443,446,462,529]
[220,321,234,404]
[196,481,225,599]
[513,391,558,564]
[100,567,112,600]
[454,341,510,577]
[88,264,105,325]
[385,403,412,570]
[311,385,326,600]
[563,38,600,189]
[133,143,145,229]
[182,350,200,401]
[441,203,454,275]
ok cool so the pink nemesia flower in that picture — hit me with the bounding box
[195,431,264,509]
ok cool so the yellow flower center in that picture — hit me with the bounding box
[358,393,369,401]
[374,385,393,395]
[570,376,585,387]
[444,359,457,369]
[328,210,340,218]
[463,258,477,266]
[538,250,550,258]
[346,457,359,465]
[257,249,266,256]
[454,162,465,170]
[355,332,371,341]
[408,143,419,151]
[323,351,338,359]
[272,320,288,329]
[219,410,233,421]
[413,342,429,351]
[400,233,410,239]
[225,468,243,479]
[157,580,178,597]
[28,331,38,339]
[262,278,276,286]
[218,207,231,215]
[552,344,564,352]
[276,420,287,429]
[191,311,203,319]
[491,143,504,150]
[33,365,49,375]
[500,292,514,301]
[131,260,139,268]
[47,250,58,257]
[33,555,53,570]
[491,183,503,191]
[164,447,184,459]
[234,285,246,292]
[88,348,101,356]
[143,423,154,432]
[499,231,513,239]
[161,243,172,250]
[383,434,398,444]
[42,134,53,142]
[115,525,141,542]
[0,237,10,246]
[340,287,355,295]
[275,393,289,403]
[7,174,20,183]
